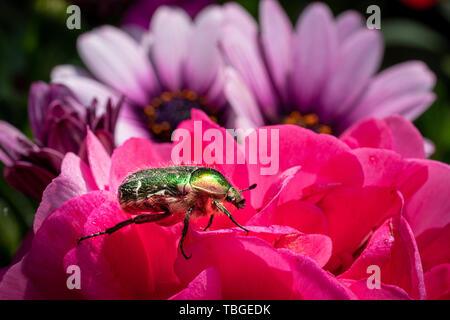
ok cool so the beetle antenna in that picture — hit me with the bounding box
[240,184,257,192]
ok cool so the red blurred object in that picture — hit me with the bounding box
[399,0,439,10]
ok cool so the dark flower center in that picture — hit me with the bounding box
[281,111,332,134]
[144,89,218,142]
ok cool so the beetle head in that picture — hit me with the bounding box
[225,184,256,209]
[225,188,246,209]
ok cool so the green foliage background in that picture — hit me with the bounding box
[0,0,449,268]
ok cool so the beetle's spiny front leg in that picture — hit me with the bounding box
[77,211,172,244]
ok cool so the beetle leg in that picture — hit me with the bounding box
[180,207,193,259]
[203,214,215,231]
[77,211,171,244]
[212,200,249,234]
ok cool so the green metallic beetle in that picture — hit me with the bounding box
[78,166,256,259]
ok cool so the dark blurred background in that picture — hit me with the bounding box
[0,0,449,267]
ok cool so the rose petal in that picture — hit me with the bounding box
[86,128,111,190]
[169,267,222,300]
[175,235,352,299]
[424,264,450,300]
[405,159,450,237]
[342,279,411,300]
[109,137,164,194]
[33,153,97,232]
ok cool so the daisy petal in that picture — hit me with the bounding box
[221,25,278,121]
[151,6,192,90]
[224,68,265,127]
[77,26,153,105]
[335,10,364,43]
[321,29,383,122]
[184,5,223,95]
[348,61,436,123]
[292,3,338,111]
[260,0,293,103]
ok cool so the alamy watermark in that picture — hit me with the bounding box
[366,265,381,289]
[366,5,381,30]
[66,265,81,290]
[170,121,279,176]
[66,5,81,30]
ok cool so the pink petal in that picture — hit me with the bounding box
[416,223,450,272]
[340,116,426,159]
[247,166,302,224]
[274,233,332,268]
[86,129,111,190]
[271,201,328,235]
[340,217,426,300]
[384,115,426,159]
[0,258,42,299]
[175,235,352,299]
[24,191,112,299]
[339,219,395,280]
[260,0,293,103]
[248,169,328,234]
[342,279,411,300]
[174,109,251,192]
[244,125,364,208]
[292,2,337,111]
[353,148,428,199]
[381,216,426,299]
[33,153,97,232]
[109,137,164,194]
[424,264,450,300]
[151,6,192,90]
[405,159,450,236]
[66,199,182,299]
[321,186,402,260]
[340,118,394,150]
[170,267,221,300]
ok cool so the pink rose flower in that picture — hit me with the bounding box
[0,110,448,300]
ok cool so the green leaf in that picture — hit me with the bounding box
[382,18,446,53]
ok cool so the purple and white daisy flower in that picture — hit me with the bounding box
[52,4,251,144]
[221,0,436,135]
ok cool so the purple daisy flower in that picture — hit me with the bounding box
[52,4,251,144]
[221,0,436,135]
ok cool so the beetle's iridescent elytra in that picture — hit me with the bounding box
[78,166,256,259]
